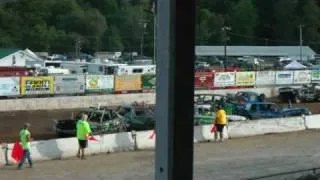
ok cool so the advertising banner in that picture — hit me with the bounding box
[311,70,320,81]
[213,72,235,87]
[0,77,20,96]
[275,71,294,85]
[86,75,114,92]
[194,72,213,89]
[235,71,255,86]
[142,74,156,89]
[255,71,276,85]
[20,76,54,95]
[115,75,142,92]
[54,75,85,94]
[293,70,311,84]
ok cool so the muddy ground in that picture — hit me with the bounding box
[0,101,319,143]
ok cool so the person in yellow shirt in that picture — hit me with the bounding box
[76,113,92,159]
[214,104,227,142]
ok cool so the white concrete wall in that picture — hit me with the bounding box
[228,117,305,138]
[0,88,280,111]
[0,116,310,165]
[305,115,320,129]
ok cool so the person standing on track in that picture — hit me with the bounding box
[76,113,92,159]
[214,104,227,142]
[17,123,33,169]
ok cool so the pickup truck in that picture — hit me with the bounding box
[53,107,128,137]
[236,102,311,120]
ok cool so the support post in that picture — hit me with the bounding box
[299,25,303,61]
[155,0,195,179]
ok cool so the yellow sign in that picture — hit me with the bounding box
[115,75,142,91]
[236,72,255,86]
[20,76,54,95]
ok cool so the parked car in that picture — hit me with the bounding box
[194,104,247,125]
[236,102,311,120]
[116,103,156,131]
[278,84,320,103]
[53,107,128,137]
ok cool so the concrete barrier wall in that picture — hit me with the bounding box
[5,133,134,165]
[0,145,5,167]
[228,117,305,138]
[0,88,279,112]
[305,115,320,129]
[0,93,155,112]
[2,116,308,164]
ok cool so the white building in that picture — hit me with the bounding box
[0,48,44,67]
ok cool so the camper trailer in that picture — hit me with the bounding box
[116,65,156,75]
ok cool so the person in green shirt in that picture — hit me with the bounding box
[76,113,92,159]
[17,123,33,169]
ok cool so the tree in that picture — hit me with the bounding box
[229,0,258,45]
[300,0,320,50]
[273,0,299,45]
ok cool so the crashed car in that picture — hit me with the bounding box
[236,102,311,120]
[226,91,265,104]
[53,107,128,137]
[194,93,237,114]
[117,103,156,131]
[278,84,320,103]
[194,104,247,125]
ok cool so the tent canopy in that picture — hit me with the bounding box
[284,60,307,70]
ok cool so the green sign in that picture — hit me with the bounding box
[142,74,156,89]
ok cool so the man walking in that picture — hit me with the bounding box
[76,113,92,159]
[17,123,33,169]
[214,104,227,142]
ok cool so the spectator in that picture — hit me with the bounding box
[17,123,33,169]
[76,114,92,159]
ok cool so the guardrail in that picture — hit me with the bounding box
[0,69,318,99]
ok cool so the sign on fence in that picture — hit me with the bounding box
[20,76,54,95]
[311,70,320,81]
[255,71,276,85]
[115,75,142,92]
[213,72,235,87]
[55,75,85,94]
[142,74,156,89]
[85,75,114,92]
[293,70,311,84]
[275,71,294,85]
[195,72,213,89]
[0,77,19,96]
[235,71,255,86]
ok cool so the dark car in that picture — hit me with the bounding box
[117,104,156,131]
[279,84,320,103]
[226,91,265,105]
[54,107,128,137]
[237,102,311,120]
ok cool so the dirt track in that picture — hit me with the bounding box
[0,100,319,143]
[0,109,84,143]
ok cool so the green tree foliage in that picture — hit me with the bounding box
[0,0,319,55]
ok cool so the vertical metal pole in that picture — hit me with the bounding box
[155,0,195,179]
[299,25,302,61]
[224,42,227,69]
[153,15,156,64]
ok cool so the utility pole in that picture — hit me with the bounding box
[221,26,231,69]
[299,25,304,61]
[75,39,81,59]
[140,23,147,57]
